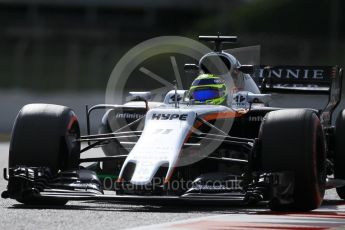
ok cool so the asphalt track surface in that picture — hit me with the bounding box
[0,142,345,230]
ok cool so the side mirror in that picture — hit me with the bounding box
[237,65,254,75]
[184,64,199,73]
[128,92,152,101]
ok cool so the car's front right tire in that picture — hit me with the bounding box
[9,103,81,205]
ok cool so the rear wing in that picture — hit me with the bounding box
[254,66,341,94]
[254,65,343,126]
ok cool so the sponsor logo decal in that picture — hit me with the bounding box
[248,115,264,122]
[151,113,188,121]
[258,68,325,80]
[234,94,246,103]
[169,94,182,101]
[115,113,144,119]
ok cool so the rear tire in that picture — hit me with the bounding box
[334,109,345,199]
[9,104,81,205]
[259,109,326,211]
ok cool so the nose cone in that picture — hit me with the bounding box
[119,109,197,185]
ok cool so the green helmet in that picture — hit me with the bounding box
[189,74,228,105]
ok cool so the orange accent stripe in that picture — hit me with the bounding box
[202,111,242,120]
[194,110,244,129]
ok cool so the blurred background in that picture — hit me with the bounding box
[0,0,344,137]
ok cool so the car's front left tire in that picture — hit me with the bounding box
[259,109,326,211]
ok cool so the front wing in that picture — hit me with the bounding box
[2,166,295,206]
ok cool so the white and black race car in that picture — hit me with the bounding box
[2,35,345,211]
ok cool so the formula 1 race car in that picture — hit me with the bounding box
[2,35,345,211]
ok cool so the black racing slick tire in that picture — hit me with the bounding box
[259,109,326,211]
[9,104,81,205]
[334,109,345,199]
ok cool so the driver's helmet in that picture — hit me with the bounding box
[188,74,228,105]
